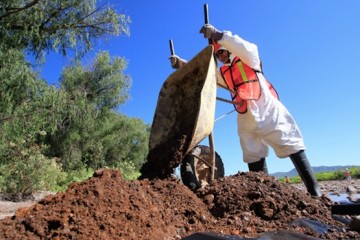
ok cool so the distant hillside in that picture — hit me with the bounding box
[271,165,359,178]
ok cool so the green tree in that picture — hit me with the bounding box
[60,51,130,112]
[0,1,149,197]
[49,51,149,172]
[0,48,39,120]
[0,0,130,59]
[102,114,149,170]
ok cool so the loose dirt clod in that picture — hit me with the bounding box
[0,169,359,239]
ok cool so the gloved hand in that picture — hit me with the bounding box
[199,24,223,41]
[169,55,187,69]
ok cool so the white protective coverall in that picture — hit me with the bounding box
[216,31,306,164]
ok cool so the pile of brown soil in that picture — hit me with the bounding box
[0,169,359,239]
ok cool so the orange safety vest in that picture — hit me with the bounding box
[220,56,279,114]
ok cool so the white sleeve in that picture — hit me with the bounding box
[218,31,261,71]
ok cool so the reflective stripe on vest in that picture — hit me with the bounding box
[220,57,279,114]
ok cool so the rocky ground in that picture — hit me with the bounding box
[0,169,359,239]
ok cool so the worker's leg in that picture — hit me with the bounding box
[239,132,269,173]
[248,158,269,174]
[290,150,322,197]
[262,128,321,196]
[237,114,269,173]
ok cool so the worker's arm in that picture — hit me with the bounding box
[169,55,187,69]
[218,31,261,72]
[199,24,261,71]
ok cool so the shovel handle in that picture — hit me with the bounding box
[169,39,175,55]
[203,4,212,44]
[204,4,209,24]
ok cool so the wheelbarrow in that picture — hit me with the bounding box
[139,45,225,190]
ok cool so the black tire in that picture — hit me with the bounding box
[180,145,224,191]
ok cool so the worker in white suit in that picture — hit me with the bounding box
[170,24,322,197]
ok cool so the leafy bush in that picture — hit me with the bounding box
[54,167,94,192]
[279,167,360,183]
[314,171,340,181]
[115,161,141,180]
[350,167,360,178]
[0,143,66,199]
[0,165,5,192]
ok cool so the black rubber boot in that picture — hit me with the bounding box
[248,158,269,174]
[290,150,322,197]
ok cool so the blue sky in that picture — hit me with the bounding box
[41,1,360,175]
